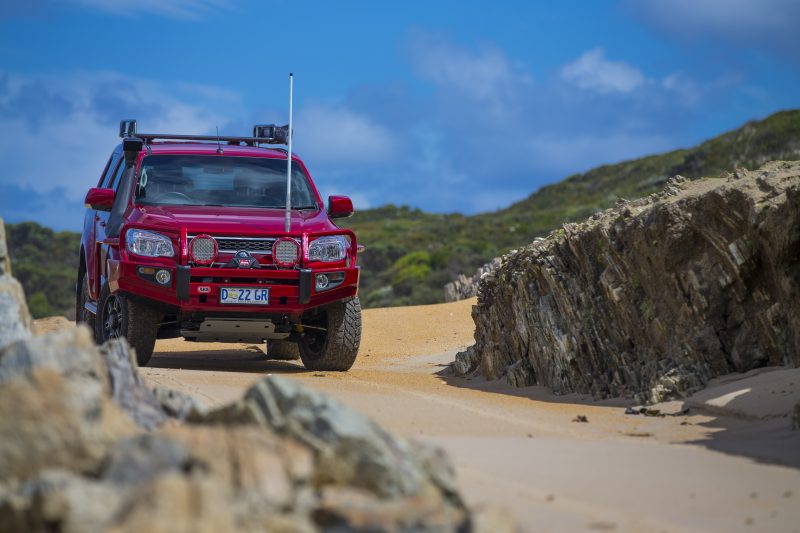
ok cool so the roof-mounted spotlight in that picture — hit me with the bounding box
[119,119,137,138]
[253,124,289,144]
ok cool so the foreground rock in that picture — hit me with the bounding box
[0,217,31,351]
[0,329,490,531]
[455,161,800,403]
[198,377,461,501]
[0,220,506,532]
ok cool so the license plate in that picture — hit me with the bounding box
[219,287,269,305]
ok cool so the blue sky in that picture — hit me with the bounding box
[1,0,799,230]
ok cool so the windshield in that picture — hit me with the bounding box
[135,155,318,209]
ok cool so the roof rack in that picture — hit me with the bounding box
[118,119,289,146]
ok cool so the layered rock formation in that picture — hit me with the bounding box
[454,162,800,403]
[0,219,509,532]
[444,257,503,302]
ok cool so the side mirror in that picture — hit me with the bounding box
[85,188,116,211]
[327,195,354,219]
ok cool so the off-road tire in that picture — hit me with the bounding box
[265,339,300,361]
[75,270,96,336]
[95,283,161,366]
[298,297,361,371]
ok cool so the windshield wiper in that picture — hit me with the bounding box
[293,205,319,210]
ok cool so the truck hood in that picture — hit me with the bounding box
[126,204,337,235]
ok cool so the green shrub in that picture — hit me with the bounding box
[6,221,80,320]
[27,292,53,318]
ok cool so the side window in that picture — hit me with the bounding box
[108,159,126,191]
[97,156,113,187]
[99,150,122,188]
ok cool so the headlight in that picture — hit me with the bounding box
[308,235,348,262]
[126,229,174,258]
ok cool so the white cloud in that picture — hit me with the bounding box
[294,105,398,167]
[68,0,232,19]
[560,48,646,94]
[627,0,800,60]
[662,72,703,105]
[0,71,241,199]
[408,31,532,115]
[394,35,716,213]
[629,0,797,36]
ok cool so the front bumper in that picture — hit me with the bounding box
[115,260,359,316]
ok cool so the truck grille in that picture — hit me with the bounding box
[215,237,275,253]
[187,236,300,254]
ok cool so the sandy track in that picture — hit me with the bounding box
[47,300,800,532]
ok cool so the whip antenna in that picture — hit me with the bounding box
[284,73,294,233]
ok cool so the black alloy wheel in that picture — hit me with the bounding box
[298,309,328,361]
[95,282,161,366]
[102,294,124,339]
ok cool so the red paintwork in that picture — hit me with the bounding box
[84,187,115,211]
[128,204,335,237]
[327,195,354,218]
[114,262,358,315]
[80,141,360,324]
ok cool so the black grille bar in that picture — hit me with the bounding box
[216,237,275,253]
[176,265,191,301]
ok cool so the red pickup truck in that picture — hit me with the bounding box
[77,120,361,370]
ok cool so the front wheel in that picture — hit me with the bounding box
[298,297,362,371]
[95,283,161,366]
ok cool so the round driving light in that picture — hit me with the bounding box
[155,269,171,285]
[315,274,329,291]
[190,235,217,265]
[272,238,299,268]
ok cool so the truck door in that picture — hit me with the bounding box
[87,149,122,299]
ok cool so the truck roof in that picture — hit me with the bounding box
[136,142,296,159]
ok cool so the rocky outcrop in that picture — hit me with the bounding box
[0,218,31,351]
[0,218,508,532]
[0,332,486,531]
[0,324,200,481]
[454,162,800,403]
[195,376,463,506]
[444,257,503,302]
